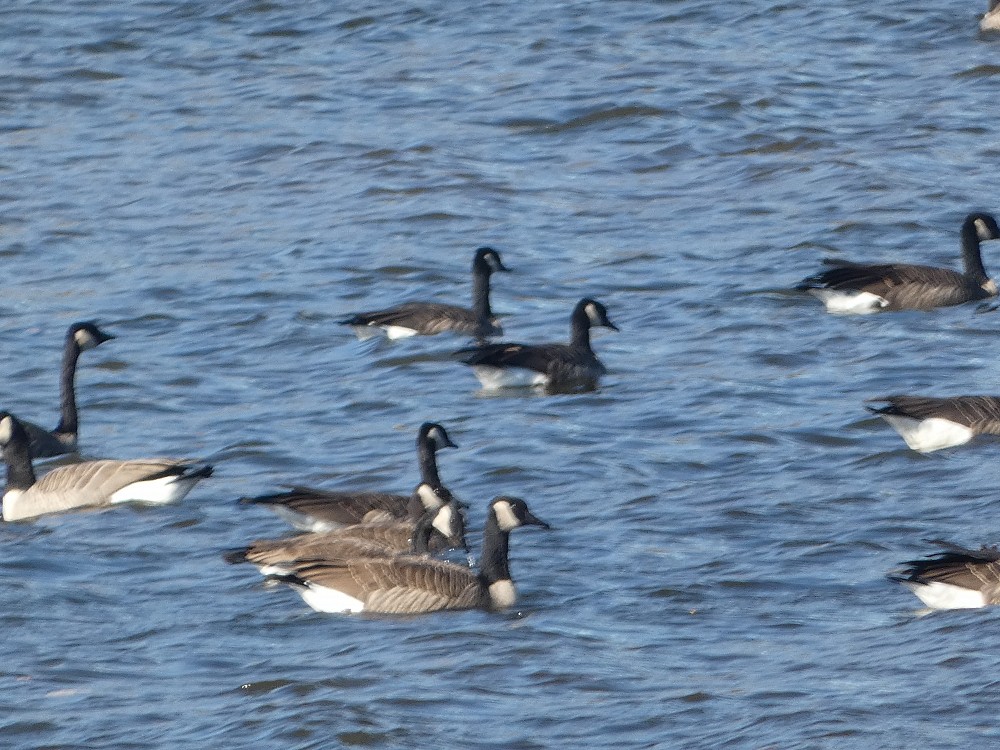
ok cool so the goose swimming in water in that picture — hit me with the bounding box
[271,496,550,615]
[0,412,212,522]
[867,395,1000,452]
[457,298,618,393]
[890,541,1000,609]
[341,247,510,340]
[239,422,459,531]
[11,321,114,459]
[798,213,1000,313]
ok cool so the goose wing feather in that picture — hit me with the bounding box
[292,557,482,614]
[343,302,479,335]
[893,543,1000,593]
[241,522,417,567]
[868,395,1000,433]
[801,262,981,309]
[247,488,411,525]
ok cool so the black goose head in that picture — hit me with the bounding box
[473,247,510,276]
[0,411,22,450]
[966,213,1000,243]
[490,496,551,532]
[418,422,458,452]
[69,321,115,352]
[574,298,619,333]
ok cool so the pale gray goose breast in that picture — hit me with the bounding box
[797,212,1000,312]
[457,297,618,392]
[272,496,550,615]
[239,422,458,531]
[0,411,211,522]
[13,321,115,459]
[890,542,1000,609]
[339,246,509,340]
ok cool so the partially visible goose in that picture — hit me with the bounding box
[272,496,550,615]
[457,298,618,392]
[240,422,458,531]
[797,213,1000,313]
[983,1,1000,31]
[890,541,1000,609]
[341,247,510,340]
[14,321,114,458]
[866,395,1000,452]
[224,500,467,576]
[0,412,212,522]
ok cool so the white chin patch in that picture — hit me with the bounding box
[472,365,548,390]
[431,504,454,537]
[75,330,97,349]
[903,581,987,610]
[975,218,993,240]
[109,474,202,505]
[0,416,13,445]
[492,500,521,531]
[429,426,449,448]
[809,289,888,314]
[297,583,366,614]
[416,483,445,510]
[488,579,517,609]
[881,415,974,453]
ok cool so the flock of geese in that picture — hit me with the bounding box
[6,211,1000,614]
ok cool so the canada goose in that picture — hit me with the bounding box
[224,500,467,575]
[340,247,510,340]
[457,298,618,392]
[240,422,458,531]
[890,541,1000,609]
[983,0,1000,31]
[797,213,1000,313]
[271,496,550,614]
[866,395,1000,452]
[0,412,212,522]
[12,321,114,458]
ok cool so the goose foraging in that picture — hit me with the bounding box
[866,395,1000,452]
[12,321,114,459]
[341,247,510,340]
[272,496,550,615]
[798,213,1000,313]
[890,541,1000,609]
[239,422,459,531]
[457,298,617,392]
[0,412,212,522]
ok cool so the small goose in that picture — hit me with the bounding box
[983,0,1000,31]
[271,496,550,615]
[340,247,510,340]
[457,298,618,392]
[240,422,458,531]
[797,213,1000,313]
[14,321,114,458]
[890,541,1000,609]
[224,500,467,576]
[866,395,1000,452]
[0,412,212,522]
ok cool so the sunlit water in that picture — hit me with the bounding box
[3,1,1000,747]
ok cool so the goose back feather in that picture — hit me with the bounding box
[867,395,1000,452]
[890,542,1000,609]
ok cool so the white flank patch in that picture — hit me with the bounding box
[109,475,201,505]
[267,505,339,533]
[296,582,366,613]
[488,579,517,609]
[881,415,974,453]
[472,365,548,390]
[809,289,888,314]
[902,581,987,610]
[383,325,419,340]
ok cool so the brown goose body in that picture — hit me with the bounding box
[798,213,1000,313]
[274,496,549,615]
[458,298,618,393]
[867,395,1000,452]
[240,422,458,531]
[0,412,211,522]
[341,247,509,341]
[890,542,1000,609]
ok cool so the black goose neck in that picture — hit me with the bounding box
[471,261,494,319]
[477,511,512,586]
[55,333,83,436]
[960,218,990,284]
[2,422,37,492]
[416,436,443,486]
[569,305,594,350]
